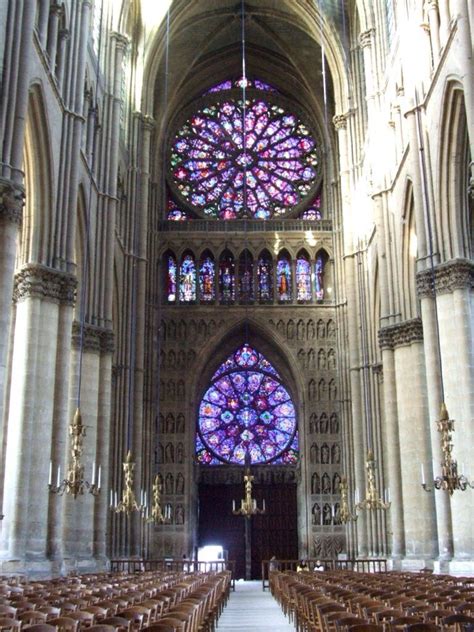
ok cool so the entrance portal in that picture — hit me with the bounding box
[198,480,298,579]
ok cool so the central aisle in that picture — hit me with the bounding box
[217,580,295,631]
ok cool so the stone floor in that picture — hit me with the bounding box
[217,580,295,631]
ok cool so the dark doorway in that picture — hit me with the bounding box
[198,479,298,579]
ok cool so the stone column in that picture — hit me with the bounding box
[46,3,63,73]
[56,29,69,91]
[0,265,76,571]
[36,0,50,47]
[425,0,441,60]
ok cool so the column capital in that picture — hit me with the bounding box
[425,0,439,9]
[72,320,115,354]
[142,115,156,132]
[13,264,77,305]
[332,113,349,131]
[359,28,375,48]
[378,317,424,350]
[50,2,64,17]
[0,178,25,225]
[111,31,129,52]
[416,258,474,297]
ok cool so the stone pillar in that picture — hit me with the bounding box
[56,29,69,91]
[46,3,63,73]
[0,265,76,571]
[437,0,450,42]
[425,0,441,60]
[36,0,50,47]
[416,269,454,560]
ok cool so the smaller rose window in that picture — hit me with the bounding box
[196,344,298,465]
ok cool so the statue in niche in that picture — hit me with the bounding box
[322,473,331,494]
[333,503,341,525]
[177,350,186,369]
[309,413,318,434]
[319,413,329,433]
[178,320,187,341]
[310,443,319,464]
[331,444,341,464]
[317,319,326,339]
[311,472,320,494]
[286,320,295,340]
[308,379,316,401]
[167,380,175,400]
[165,473,174,495]
[321,443,330,464]
[175,504,184,525]
[168,350,176,369]
[157,443,164,464]
[297,319,305,341]
[175,473,184,495]
[177,380,185,398]
[308,348,316,370]
[312,503,321,525]
[176,442,184,463]
[327,349,336,369]
[328,379,337,400]
[159,380,165,401]
[168,321,176,341]
[307,319,315,340]
[330,413,339,434]
[318,379,326,401]
[187,349,196,365]
[318,349,327,369]
[323,503,332,525]
[165,442,174,463]
[327,319,336,338]
[276,320,285,336]
[165,413,175,434]
[332,473,341,494]
[158,414,164,432]
[198,320,207,340]
[176,414,185,433]
[297,349,306,366]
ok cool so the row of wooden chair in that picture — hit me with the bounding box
[270,569,474,632]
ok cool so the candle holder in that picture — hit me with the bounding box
[146,473,171,524]
[111,451,143,515]
[355,450,390,512]
[232,469,266,518]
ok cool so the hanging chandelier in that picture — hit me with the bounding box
[355,450,390,512]
[112,451,144,515]
[146,473,171,524]
[338,476,357,523]
[232,468,266,518]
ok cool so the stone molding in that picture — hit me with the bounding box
[72,320,115,354]
[332,113,348,131]
[359,28,375,48]
[0,178,25,225]
[13,263,77,305]
[378,317,423,350]
[416,259,474,298]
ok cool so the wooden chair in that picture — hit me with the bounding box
[21,625,57,632]
[425,611,452,625]
[404,624,441,632]
[101,617,131,632]
[87,626,116,632]
[142,624,179,632]
[388,616,423,631]
[47,616,80,632]
[18,610,48,626]
[38,606,62,620]
[85,607,109,622]
[441,614,474,632]
[0,607,16,619]
[67,610,96,628]
[348,625,385,632]
[117,609,147,632]
[146,618,185,632]
[0,618,21,632]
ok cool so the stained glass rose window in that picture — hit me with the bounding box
[169,97,318,219]
[196,344,298,465]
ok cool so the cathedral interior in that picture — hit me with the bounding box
[0,0,473,580]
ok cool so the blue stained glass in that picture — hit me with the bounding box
[277,256,292,301]
[300,194,322,220]
[196,344,297,465]
[315,254,325,299]
[199,256,215,301]
[296,255,312,301]
[219,252,235,302]
[167,255,177,302]
[179,254,196,302]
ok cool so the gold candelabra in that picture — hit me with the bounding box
[422,403,472,495]
[146,473,170,524]
[338,476,357,523]
[355,450,390,511]
[49,408,101,498]
[112,451,143,515]
[232,469,266,518]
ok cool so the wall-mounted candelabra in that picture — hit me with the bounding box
[421,403,472,495]
[111,450,143,515]
[232,469,266,518]
[355,450,390,512]
[146,473,171,524]
[338,476,357,523]
[49,408,101,498]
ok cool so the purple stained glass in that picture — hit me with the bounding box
[296,255,312,301]
[170,97,318,219]
[219,252,235,302]
[277,256,292,301]
[257,254,273,301]
[179,254,196,302]
[199,256,215,301]
[167,255,177,302]
[300,195,321,220]
[167,199,188,221]
[197,344,297,465]
[204,77,277,95]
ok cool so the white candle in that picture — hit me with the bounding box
[421,463,425,485]
[263,498,266,511]
[109,490,113,507]
[97,466,101,489]
[115,490,118,506]
[232,500,236,511]
[355,488,360,504]
[49,461,52,486]
[144,491,147,508]
[57,465,61,488]
[92,461,96,485]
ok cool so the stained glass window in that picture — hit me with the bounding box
[315,253,326,300]
[166,254,177,303]
[257,251,273,302]
[196,344,298,465]
[179,253,196,302]
[277,253,292,301]
[219,251,235,302]
[169,97,318,220]
[199,254,215,302]
[204,77,277,94]
[300,194,322,220]
[296,252,312,301]
[167,199,188,221]
[239,250,254,302]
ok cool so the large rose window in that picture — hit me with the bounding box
[196,344,298,465]
[169,97,319,219]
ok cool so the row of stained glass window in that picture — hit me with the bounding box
[166,250,328,304]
